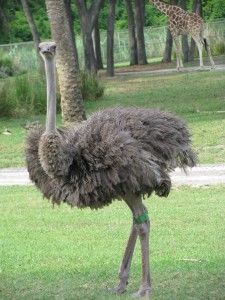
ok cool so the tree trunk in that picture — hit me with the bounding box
[163,29,173,62]
[21,0,44,71]
[0,7,10,33]
[162,0,179,63]
[92,19,103,70]
[124,0,138,65]
[134,0,148,65]
[64,0,79,69]
[74,0,104,73]
[180,0,189,62]
[189,0,202,60]
[81,20,97,73]
[45,0,86,124]
[106,0,116,76]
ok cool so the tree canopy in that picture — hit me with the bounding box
[0,0,224,45]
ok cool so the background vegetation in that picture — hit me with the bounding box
[0,0,225,44]
[0,69,225,168]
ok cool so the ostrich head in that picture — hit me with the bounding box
[39,42,56,60]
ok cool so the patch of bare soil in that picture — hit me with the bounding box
[98,55,225,76]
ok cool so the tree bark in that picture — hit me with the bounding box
[180,0,189,62]
[134,0,148,65]
[106,0,116,76]
[0,7,10,33]
[92,18,103,70]
[162,0,179,63]
[124,0,138,65]
[21,0,44,71]
[64,0,79,69]
[45,0,86,124]
[74,0,104,73]
[163,28,173,62]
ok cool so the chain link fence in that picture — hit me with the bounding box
[0,18,225,72]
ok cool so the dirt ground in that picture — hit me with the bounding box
[99,55,225,77]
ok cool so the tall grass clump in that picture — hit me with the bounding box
[0,82,14,117]
[211,41,225,56]
[79,70,104,101]
[0,54,14,78]
[14,73,61,115]
[0,73,61,117]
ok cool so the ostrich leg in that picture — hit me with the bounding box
[110,224,138,293]
[111,195,151,297]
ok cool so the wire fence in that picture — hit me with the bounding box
[0,18,225,72]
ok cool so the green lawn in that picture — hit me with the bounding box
[0,69,225,167]
[1,185,225,299]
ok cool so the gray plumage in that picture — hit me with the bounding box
[25,107,196,209]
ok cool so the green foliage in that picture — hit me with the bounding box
[1,0,225,45]
[79,70,104,101]
[203,0,225,20]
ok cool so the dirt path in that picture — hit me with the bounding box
[0,164,225,187]
[115,64,225,77]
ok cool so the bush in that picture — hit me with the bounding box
[211,42,225,56]
[14,73,61,115]
[0,72,61,118]
[79,70,104,101]
[0,55,14,78]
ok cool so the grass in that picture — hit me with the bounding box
[1,69,225,167]
[0,185,225,299]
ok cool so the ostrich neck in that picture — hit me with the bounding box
[45,57,56,135]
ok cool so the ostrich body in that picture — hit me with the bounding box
[25,42,196,298]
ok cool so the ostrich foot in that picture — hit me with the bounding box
[108,281,128,294]
[132,288,151,298]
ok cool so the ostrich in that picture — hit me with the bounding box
[25,42,196,298]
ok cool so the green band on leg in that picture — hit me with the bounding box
[133,212,149,224]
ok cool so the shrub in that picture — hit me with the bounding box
[211,41,225,56]
[0,72,61,118]
[14,73,60,115]
[79,70,104,101]
[0,55,14,78]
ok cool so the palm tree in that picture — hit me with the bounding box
[45,0,86,124]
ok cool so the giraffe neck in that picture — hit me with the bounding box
[150,0,171,17]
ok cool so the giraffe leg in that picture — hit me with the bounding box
[195,40,204,69]
[204,38,215,68]
[174,37,184,71]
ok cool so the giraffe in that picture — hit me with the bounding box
[149,0,215,70]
